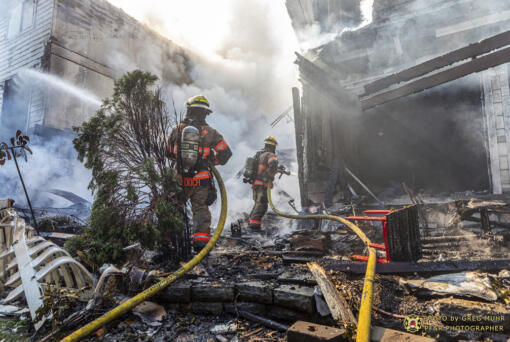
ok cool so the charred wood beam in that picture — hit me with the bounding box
[292,87,308,207]
[307,262,356,326]
[361,46,510,110]
[363,30,510,96]
[480,208,491,233]
[295,53,358,111]
[324,259,510,274]
[421,241,483,249]
[463,215,510,229]
[420,235,481,243]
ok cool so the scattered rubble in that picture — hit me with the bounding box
[1,198,509,340]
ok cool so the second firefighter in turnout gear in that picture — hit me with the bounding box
[245,136,279,230]
[167,95,232,251]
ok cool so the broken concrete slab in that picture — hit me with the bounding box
[235,281,273,304]
[287,321,346,342]
[191,283,234,302]
[191,302,223,315]
[274,285,315,313]
[156,281,192,303]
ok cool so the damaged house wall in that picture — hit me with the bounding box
[0,0,54,136]
[0,0,193,138]
[287,0,510,204]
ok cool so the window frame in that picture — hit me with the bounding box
[7,0,36,40]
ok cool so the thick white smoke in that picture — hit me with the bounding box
[0,135,93,208]
[293,0,375,51]
[2,1,303,222]
[0,70,97,209]
[106,0,303,219]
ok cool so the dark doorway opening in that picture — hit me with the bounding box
[354,75,490,195]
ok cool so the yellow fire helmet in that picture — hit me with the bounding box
[186,95,212,113]
[264,136,278,146]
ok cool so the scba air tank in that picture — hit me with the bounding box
[181,126,200,173]
[243,157,257,183]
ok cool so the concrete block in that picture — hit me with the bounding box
[274,285,315,313]
[266,305,311,322]
[287,321,346,342]
[192,283,234,302]
[235,281,273,304]
[223,302,266,315]
[156,281,191,303]
[497,135,507,143]
[278,271,316,286]
[191,302,223,315]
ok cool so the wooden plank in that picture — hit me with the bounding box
[361,46,510,110]
[325,259,510,275]
[363,30,510,96]
[307,262,357,327]
[371,326,435,342]
[480,208,491,232]
[292,86,308,208]
[483,70,503,194]
[12,216,46,330]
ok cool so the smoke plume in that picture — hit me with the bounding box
[106,0,304,218]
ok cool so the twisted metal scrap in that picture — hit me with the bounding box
[0,208,95,329]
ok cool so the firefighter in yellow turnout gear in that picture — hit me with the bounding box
[167,95,232,251]
[245,136,279,231]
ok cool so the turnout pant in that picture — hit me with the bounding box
[185,186,212,247]
[249,186,268,228]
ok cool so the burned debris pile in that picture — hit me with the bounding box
[3,191,509,341]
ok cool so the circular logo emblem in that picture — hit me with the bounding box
[404,315,422,333]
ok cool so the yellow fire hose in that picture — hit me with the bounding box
[266,180,376,342]
[60,165,227,342]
